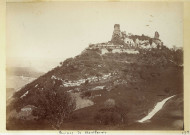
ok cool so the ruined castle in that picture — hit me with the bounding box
[87,24,163,54]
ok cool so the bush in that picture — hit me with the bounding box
[94,106,124,125]
[94,99,125,125]
[107,48,113,52]
[104,99,115,108]
[173,49,183,65]
[34,90,75,129]
[32,88,76,129]
[81,91,92,98]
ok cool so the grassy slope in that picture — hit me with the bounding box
[7,48,183,130]
[59,66,183,130]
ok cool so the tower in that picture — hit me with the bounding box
[111,24,124,45]
[154,31,160,39]
[113,24,121,35]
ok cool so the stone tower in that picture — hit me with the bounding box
[154,31,160,39]
[113,24,121,35]
[111,24,124,45]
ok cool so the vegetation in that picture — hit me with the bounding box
[9,76,76,129]
[32,89,76,129]
[111,34,125,45]
[81,91,92,98]
[7,43,183,130]
[129,34,151,41]
[94,106,124,125]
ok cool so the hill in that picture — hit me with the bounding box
[6,67,44,105]
[6,67,44,78]
[6,25,183,130]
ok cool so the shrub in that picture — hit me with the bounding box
[104,99,115,108]
[94,99,125,125]
[27,79,76,130]
[94,106,124,125]
[32,89,76,129]
[81,91,92,98]
[107,48,113,52]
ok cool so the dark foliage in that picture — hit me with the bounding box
[129,34,151,41]
[81,91,92,98]
[94,106,125,125]
[32,89,76,129]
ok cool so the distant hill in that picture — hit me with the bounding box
[6,67,44,78]
[6,67,44,104]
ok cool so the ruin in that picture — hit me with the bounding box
[113,24,121,35]
[86,24,163,54]
[111,24,124,45]
[154,31,160,39]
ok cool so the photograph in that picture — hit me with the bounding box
[6,1,184,130]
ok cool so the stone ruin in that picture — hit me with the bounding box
[110,24,134,46]
[154,31,160,39]
[113,24,121,36]
[111,24,125,45]
[86,24,164,54]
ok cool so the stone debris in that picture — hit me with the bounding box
[50,73,112,88]
[93,94,102,98]
[91,86,105,91]
[20,91,29,98]
[87,24,163,55]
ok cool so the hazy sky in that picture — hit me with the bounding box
[6,2,183,72]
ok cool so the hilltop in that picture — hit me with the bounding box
[6,24,183,130]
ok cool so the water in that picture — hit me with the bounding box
[137,95,176,123]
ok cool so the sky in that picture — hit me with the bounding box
[6,2,183,72]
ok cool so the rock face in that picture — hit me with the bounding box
[154,31,160,39]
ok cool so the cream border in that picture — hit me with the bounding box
[0,0,6,132]
[184,1,190,132]
[0,0,189,133]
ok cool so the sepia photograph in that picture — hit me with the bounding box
[6,2,184,130]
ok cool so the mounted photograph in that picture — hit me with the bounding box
[6,2,183,130]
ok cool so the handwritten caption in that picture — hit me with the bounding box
[59,130,107,135]
[59,130,190,135]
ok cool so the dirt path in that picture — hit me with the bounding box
[137,95,176,123]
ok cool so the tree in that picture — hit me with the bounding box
[32,81,76,129]
[107,48,113,53]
